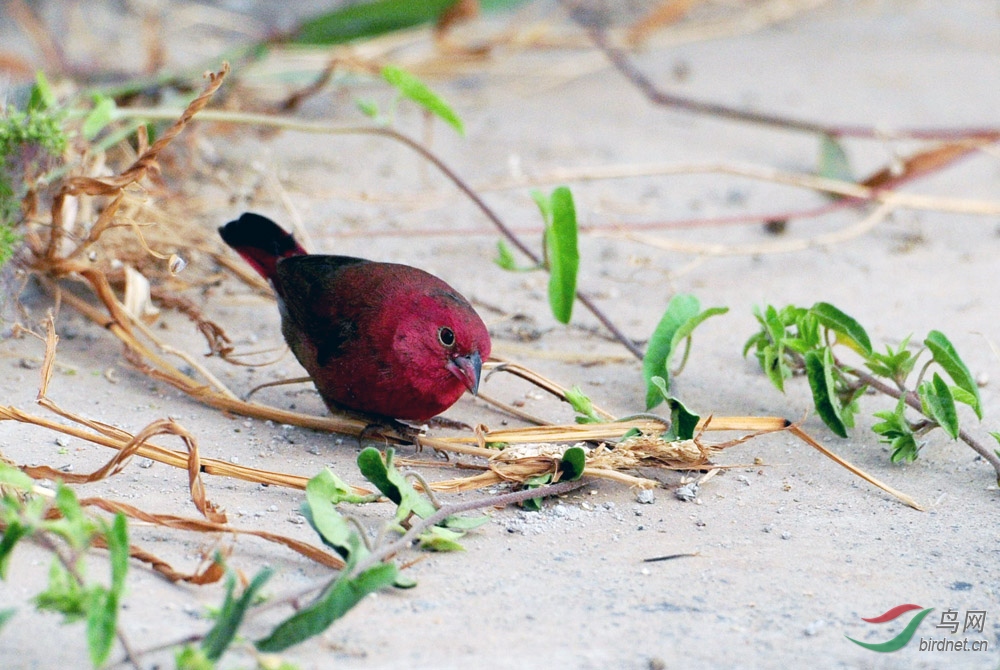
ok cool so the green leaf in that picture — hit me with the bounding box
[417,526,466,552]
[924,330,982,419]
[51,485,92,550]
[804,348,848,438]
[866,335,916,383]
[494,239,518,271]
[665,396,701,441]
[202,567,274,661]
[0,462,35,492]
[619,427,641,441]
[744,305,790,392]
[382,65,464,135]
[28,71,56,111]
[493,239,538,272]
[256,564,398,653]
[949,386,979,412]
[817,133,853,184]
[0,607,14,633]
[82,96,116,141]
[290,0,458,45]
[34,560,88,620]
[543,186,579,324]
[307,468,374,507]
[302,472,367,563]
[175,645,215,670]
[82,514,129,667]
[809,302,872,356]
[647,376,670,408]
[873,397,921,462]
[355,99,380,119]
[54,484,85,526]
[356,448,437,521]
[86,587,117,668]
[668,306,728,374]
[106,513,129,598]
[303,474,418,585]
[643,295,727,409]
[565,386,601,424]
[531,188,552,225]
[440,515,489,531]
[918,374,960,440]
[520,474,552,511]
[558,446,587,482]
[300,502,362,563]
[644,295,699,408]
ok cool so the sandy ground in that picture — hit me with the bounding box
[1,1,999,668]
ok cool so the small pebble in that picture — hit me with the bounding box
[675,483,699,502]
[636,489,656,504]
[804,620,825,636]
[781,531,792,540]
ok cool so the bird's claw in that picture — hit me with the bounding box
[358,418,425,448]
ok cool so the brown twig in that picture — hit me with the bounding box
[588,27,1000,142]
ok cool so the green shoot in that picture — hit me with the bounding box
[746,301,998,479]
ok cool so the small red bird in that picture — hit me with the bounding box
[220,213,491,422]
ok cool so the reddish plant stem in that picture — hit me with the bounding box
[589,28,1000,141]
[849,366,1000,480]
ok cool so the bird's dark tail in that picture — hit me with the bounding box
[219,213,308,281]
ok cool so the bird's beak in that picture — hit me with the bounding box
[447,350,483,396]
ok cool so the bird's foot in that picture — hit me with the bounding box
[358,418,425,448]
[425,416,473,431]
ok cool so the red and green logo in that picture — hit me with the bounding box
[846,604,934,652]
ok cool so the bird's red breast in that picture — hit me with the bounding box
[220,213,491,422]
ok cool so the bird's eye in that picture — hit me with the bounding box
[437,326,456,348]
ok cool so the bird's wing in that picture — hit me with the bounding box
[274,255,369,367]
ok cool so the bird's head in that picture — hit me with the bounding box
[396,288,491,399]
